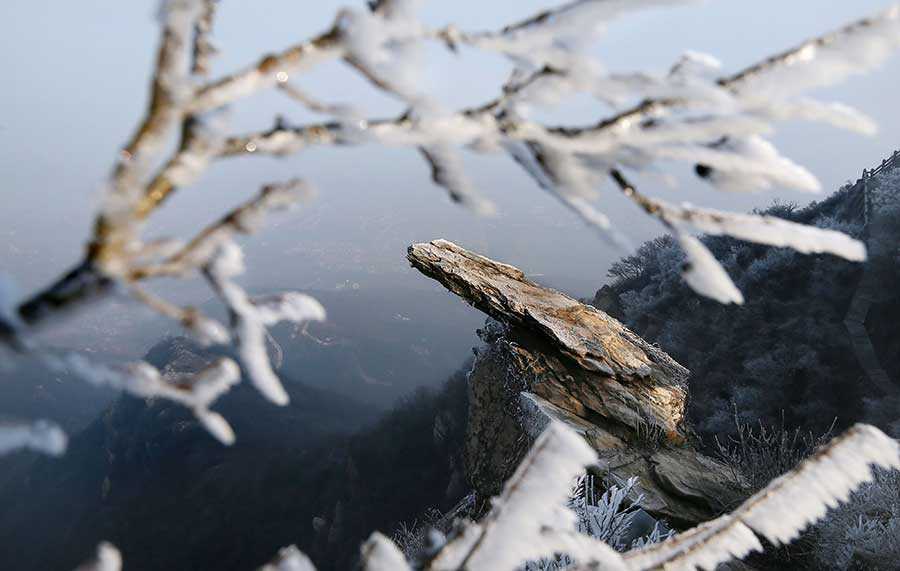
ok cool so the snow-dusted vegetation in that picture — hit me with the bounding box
[600,160,900,440]
[63,421,900,571]
[1,0,898,443]
[0,0,899,570]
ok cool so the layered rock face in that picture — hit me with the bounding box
[408,239,742,526]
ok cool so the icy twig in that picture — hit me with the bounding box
[60,352,241,445]
[0,419,67,457]
[73,542,122,571]
[130,179,314,280]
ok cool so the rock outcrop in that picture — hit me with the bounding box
[408,239,743,527]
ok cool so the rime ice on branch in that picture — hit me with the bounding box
[72,420,900,571]
[1,0,899,442]
[0,418,67,457]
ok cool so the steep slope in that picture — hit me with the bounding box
[0,337,470,571]
[594,163,900,438]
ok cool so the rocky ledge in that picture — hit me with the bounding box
[408,239,743,527]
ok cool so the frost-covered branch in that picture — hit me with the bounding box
[58,352,241,444]
[202,241,325,406]
[191,0,218,76]
[73,543,122,571]
[4,0,897,339]
[70,420,900,570]
[623,424,900,571]
[189,28,344,113]
[92,0,208,265]
[130,179,314,280]
[720,4,900,97]
[1,0,898,459]
[609,168,866,304]
[256,545,317,571]
[0,418,67,457]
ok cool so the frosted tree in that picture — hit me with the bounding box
[0,0,898,442]
[0,0,897,568]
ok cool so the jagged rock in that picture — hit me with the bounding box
[408,240,689,440]
[408,239,743,527]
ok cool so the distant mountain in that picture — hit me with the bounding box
[33,286,482,409]
[0,337,470,571]
[0,352,116,434]
[592,165,900,438]
[268,287,482,407]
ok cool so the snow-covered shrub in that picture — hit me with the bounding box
[393,508,449,561]
[74,419,900,571]
[811,469,900,571]
[716,414,833,495]
[2,2,900,569]
[524,474,673,571]
[569,475,673,552]
[715,416,900,570]
[396,475,671,569]
[869,169,900,217]
[611,184,879,437]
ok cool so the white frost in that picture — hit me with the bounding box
[676,233,744,305]
[656,198,867,262]
[726,4,900,102]
[465,0,694,71]
[207,241,326,406]
[73,542,122,571]
[420,144,495,216]
[360,533,413,571]
[624,424,900,571]
[0,419,67,457]
[59,353,241,445]
[257,545,317,571]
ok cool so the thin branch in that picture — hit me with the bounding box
[192,0,219,76]
[91,2,204,263]
[134,115,222,221]
[189,28,344,114]
[6,2,898,343]
[130,179,313,280]
[548,5,900,140]
[277,81,360,118]
[128,283,227,344]
[719,5,899,91]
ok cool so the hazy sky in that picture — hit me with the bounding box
[2,0,899,301]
